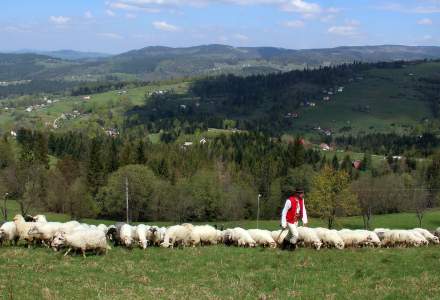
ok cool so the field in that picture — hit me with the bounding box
[1,201,440,299]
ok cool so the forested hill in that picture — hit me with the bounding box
[2,45,440,82]
[126,60,440,137]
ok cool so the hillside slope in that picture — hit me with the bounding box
[2,45,440,82]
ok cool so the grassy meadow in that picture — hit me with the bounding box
[0,201,439,299]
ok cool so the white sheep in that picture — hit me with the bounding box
[223,227,256,247]
[147,226,165,246]
[160,225,192,248]
[313,228,345,249]
[28,222,63,246]
[189,225,219,247]
[120,224,135,248]
[247,229,277,248]
[13,214,36,246]
[0,221,18,246]
[51,229,110,257]
[60,221,81,233]
[97,224,108,234]
[337,229,377,248]
[297,227,322,250]
[373,228,390,241]
[354,230,381,247]
[135,224,150,249]
[412,228,439,244]
[381,230,425,247]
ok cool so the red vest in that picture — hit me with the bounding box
[286,196,304,224]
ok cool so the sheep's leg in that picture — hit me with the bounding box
[64,248,72,257]
[82,249,86,258]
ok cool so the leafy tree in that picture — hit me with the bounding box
[308,166,359,228]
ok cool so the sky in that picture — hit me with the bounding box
[0,0,439,53]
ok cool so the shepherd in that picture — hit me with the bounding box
[280,188,308,250]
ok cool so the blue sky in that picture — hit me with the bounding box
[0,0,439,53]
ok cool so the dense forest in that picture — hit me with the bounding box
[1,128,439,228]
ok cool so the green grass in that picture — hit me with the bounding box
[0,241,439,299]
[2,200,440,299]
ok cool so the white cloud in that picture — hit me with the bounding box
[126,13,137,18]
[418,18,433,25]
[84,11,94,19]
[49,16,71,25]
[108,0,322,16]
[98,32,123,39]
[152,21,180,31]
[376,2,440,14]
[281,0,321,14]
[284,20,305,28]
[233,33,250,42]
[1,25,31,33]
[328,19,360,36]
[106,9,116,16]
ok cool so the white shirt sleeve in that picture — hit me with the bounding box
[281,199,291,228]
[302,199,308,224]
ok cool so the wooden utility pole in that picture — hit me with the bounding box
[125,177,129,224]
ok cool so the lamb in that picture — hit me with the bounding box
[0,221,18,246]
[189,225,219,247]
[313,228,344,249]
[247,229,277,248]
[160,225,192,248]
[51,229,110,257]
[13,214,36,246]
[135,224,150,249]
[223,228,256,247]
[412,228,439,244]
[297,227,322,250]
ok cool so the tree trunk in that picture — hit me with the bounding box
[3,197,7,221]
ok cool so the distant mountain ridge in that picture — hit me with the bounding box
[1,44,440,81]
[9,49,111,60]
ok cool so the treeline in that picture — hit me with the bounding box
[1,129,440,227]
[335,133,440,157]
[0,80,76,99]
[70,81,148,96]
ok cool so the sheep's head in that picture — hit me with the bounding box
[335,241,344,250]
[314,241,323,250]
[28,226,40,235]
[13,215,24,223]
[51,233,66,250]
[139,240,148,249]
[432,237,440,244]
[33,215,47,223]
[123,237,133,247]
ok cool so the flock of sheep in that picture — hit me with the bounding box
[0,214,439,257]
